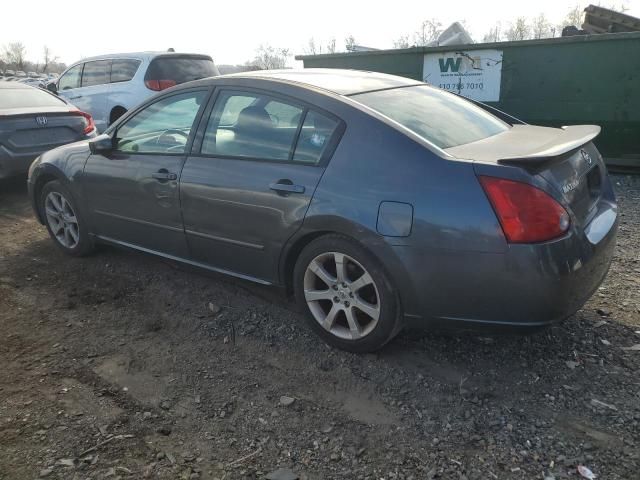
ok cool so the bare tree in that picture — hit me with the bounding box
[483,23,502,42]
[393,35,411,49]
[247,45,290,70]
[306,38,337,55]
[326,38,336,54]
[531,13,553,39]
[414,19,442,46]
[505,17,531,41]
[42,45,59,73]
[2,42,27,70]
[345,35,356,52]
[306,38,321,55]
[561,4,585,28]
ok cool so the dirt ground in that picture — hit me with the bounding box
[1,174,639,480]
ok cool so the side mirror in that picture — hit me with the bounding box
[89,134,114,154]
[46,82,58,94]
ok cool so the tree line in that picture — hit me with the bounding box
[238,2,631,72]
[1,42,67,74]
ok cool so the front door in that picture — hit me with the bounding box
[58,60,111,132]
[181,89,342,283]
[83,89,210,258]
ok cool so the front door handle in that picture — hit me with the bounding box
[69,95,83,100]
[152,170,177,181]
[269,181,305,194]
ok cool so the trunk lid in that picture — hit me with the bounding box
[447,124,604,226]
[0,108,87,155]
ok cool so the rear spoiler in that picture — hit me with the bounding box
[498,125,601,167]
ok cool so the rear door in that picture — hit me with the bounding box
[83,88,210,257]
[180,89,342,283]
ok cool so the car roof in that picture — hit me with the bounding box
[223,68,423,96]
[71,51,213,63]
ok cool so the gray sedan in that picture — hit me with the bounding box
[27,69,618,352]
[0,83,96,179]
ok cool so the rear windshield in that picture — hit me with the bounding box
[144,56,218,84]
[0,88,65,109]
[351,85,509,149]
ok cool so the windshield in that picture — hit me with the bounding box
[0,88,65,109]
[351,85,509,149]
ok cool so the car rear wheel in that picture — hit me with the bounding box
[294,235,401,352]
[40,180,94,256]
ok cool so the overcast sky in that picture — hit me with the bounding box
[2,0,639,66]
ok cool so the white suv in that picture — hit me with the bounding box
[49,52,219,132]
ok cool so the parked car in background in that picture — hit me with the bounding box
[27,71,38,78]
[0,83,96,179]
[28,69,617,352]
[47,52,219,132]
[5,69,16,77]
[15,71,27,78]
[18,77,47,88]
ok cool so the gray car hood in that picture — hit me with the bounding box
[445,124,601,164]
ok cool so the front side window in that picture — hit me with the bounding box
[351,85,509,149]
[58,64,82,90]
[81,60,111,87]
[111,59,141,83]
[114,90,207,154]
[202,91,304,161]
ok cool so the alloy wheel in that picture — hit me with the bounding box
[303,251,381,340]
[44,191,80,249]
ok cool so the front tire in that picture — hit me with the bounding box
[293,234,402,353]
[40,180,94,256]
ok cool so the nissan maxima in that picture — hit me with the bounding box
[27,69,618,352]
[0,82,96,179]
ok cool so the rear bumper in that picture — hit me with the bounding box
[0,147,42,179]
[395,200,618,331]
[0,132,96,179]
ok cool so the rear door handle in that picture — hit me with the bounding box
[152,170,177,181]
[69,95,83,100]
[269,182,305,194]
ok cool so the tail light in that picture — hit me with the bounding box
[478,176,570,243]
[71,110,95,135]
[145,79,177,91]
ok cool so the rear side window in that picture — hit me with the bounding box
[59,64,82,90]
[293,111,339,165]
[144,56,218,86]
[202,91,303,161]
[0,88,65,108]
[81,60,110,87]
[352,85,509,149]
[111,59,141,83]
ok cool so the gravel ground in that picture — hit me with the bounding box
[0,174,638,480]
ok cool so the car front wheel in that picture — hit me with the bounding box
[40,180,94,256]
[294,235,402,352]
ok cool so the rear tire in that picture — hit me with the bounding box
[40,180,94,257]
[293,234,402,353]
